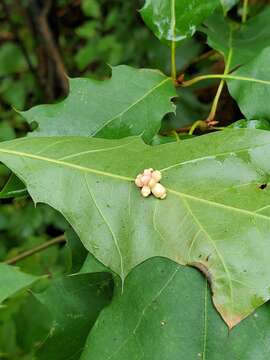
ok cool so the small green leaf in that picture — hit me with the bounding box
[140,0,219,45]
[76,20,98,39]
[81,0,101,18]
[21,65,176,143]
[0,263,40,303]
[1,130,270,327]
[82,258,270,360]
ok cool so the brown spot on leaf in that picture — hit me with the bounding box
[214,303,245,330]
[190,261,212,286]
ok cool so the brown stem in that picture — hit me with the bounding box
[160,127,191,135]
[37,5,68,94]
[190,50,218,65]
[27,0,68,100]
[4,234,66,265]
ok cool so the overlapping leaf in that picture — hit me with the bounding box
[204,7,270,67]
[1,130,270,327]
[20,65,176,143]
[140,0,219,45]
[82,258,270,360]
[227,47,270,121]
[34,273,112,360]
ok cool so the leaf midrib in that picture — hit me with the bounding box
[92,76,172,136]
[0,148,133,181]
[0,147,269,222]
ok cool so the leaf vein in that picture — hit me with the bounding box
[84,174,125,280]
[182,196,234,307]
[92,77,171,136]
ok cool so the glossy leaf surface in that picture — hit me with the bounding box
[140,0,219,44]
[1,130,270,327]
[82,258,270,360]
[21,65,176,143]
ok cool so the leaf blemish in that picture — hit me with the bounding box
[135,168,167,199]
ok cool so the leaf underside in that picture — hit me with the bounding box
[1,130,270,327]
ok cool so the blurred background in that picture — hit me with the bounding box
[0,0,267,357]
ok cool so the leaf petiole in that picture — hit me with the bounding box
[171,41,177,81]
[206,48,233,122]
[242,0,249,23]
[188,120,206,135]
[170,0,176,81]
[182,74,270,87]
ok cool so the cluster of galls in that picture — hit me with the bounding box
[135,168,167,199]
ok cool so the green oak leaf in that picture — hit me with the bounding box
[2,130,270,327]
[227,47,270,122]
[6,66,175,199]
[34,273,113,360]
[140,0,219,45]
[20,65,176,143]
[204,7,270,68]
[0,263,40,303]
[82,258,270,360]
